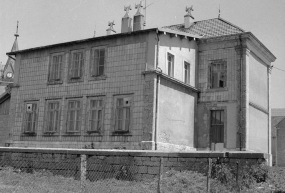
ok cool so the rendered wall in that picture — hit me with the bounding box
[9,33,151,149]
[157,77,196,151]
[248,106,268,152]
[275,119,285,167]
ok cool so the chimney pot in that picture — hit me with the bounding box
[121,5,132,33]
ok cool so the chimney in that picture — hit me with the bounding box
[184,6,194,28]
[121,5,132,33]
[106,21,116,35]
[133,1,144,31]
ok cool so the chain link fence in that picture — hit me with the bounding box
[0,150,271,193]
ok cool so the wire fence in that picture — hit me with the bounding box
[0,151,273,193]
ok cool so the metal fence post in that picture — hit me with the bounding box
[207,158,212,192]
[80,154,87,182]
[157,157,163,193]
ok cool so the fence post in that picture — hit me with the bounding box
[207,158,212,192]
[236,161,240,192]
[80,154,87,182]
[157,157,163,193]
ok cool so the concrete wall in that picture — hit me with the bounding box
[158,35,197,87]
[248,106,268,152]
[157,77,196,151]
[9,33,151,149]
[0,98,10,146]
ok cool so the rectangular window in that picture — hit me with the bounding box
[70,51,84,79]
[24,103,38,133]
[91,48,105,77]
[210,110,224,143]
[209,61,227,89]
[184,61,190,84]
[67,100,81,132]
[115,97,130,132]
[88,99,103,132]
[167,53,174,77]
[46,101,60,133]
[48,54,63,83]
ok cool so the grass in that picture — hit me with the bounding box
[0,166,284,193]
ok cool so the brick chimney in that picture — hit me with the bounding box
[184,6,194,28]
[106,21,116,35]
[121,5,132,33]
[133,1,144,31]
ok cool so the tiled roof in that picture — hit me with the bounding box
[163,17,245,38]
[272,109,285,117]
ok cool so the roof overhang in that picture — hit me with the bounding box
[0,91,10,104]
[7,28,201,56]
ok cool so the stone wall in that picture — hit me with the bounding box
[0,147,268,181]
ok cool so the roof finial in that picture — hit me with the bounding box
[185,6,194,19]
[15,21,19,38]
[135,1,143,15]
[218,4,221,18]
[124,5,132,18]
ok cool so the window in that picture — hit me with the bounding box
[48,53,63,83]
[210,110,224,143]
[67,100,81,132]
[209,61,227,89]
[167,53,174,77]
[45,101,60,133]
[115,97,131,132]
[24,103,38,133]
[90,48,105,77]
[88,99,103,132]
[184,61,190,84]
[69,51,84,80]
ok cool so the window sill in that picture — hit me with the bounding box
[86,130,101,134]
[68,78,84,83]
[62,132,81,136]
[88,75,107,81]
[22,132,36,136]
[206,87,228,92]
[43,132,59,136]
[111,131,132,136]
[47,81,63,85]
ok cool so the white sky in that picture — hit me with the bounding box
[1,0,285,108]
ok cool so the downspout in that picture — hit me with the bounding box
[238,35,243,151]
[268,64,271,164]
[154,29,160,150]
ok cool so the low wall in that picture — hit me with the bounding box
[0,148,268,181]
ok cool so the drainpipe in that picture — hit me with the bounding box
[268,64,271,165]
[154,29,160,150]
[238,35,243,151]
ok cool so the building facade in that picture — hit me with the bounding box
[4,9,276,155]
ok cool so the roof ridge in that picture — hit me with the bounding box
[217,17,245,32]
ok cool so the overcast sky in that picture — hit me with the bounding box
[1,0,285,108]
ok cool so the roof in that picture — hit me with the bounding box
[0,91,10,105]
[272,108,285,117]
[163,17,245,38]
[272,117,285,128]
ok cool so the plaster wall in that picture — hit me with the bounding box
[249,53,268,109]
[197,102,237,149]
[158,35,197,87]
[248,106,268,152]
[275,119,285,167]
[157,77,196,150]
[9,33,154,150]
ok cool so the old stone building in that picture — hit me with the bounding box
[4,6,276,157]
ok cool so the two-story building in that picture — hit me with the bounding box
[4,6,276,155]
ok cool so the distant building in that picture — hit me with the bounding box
[271,108,285,166]
[4,6,276,161]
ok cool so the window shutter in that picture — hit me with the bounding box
[208,64,212,89]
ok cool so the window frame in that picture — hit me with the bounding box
[113,95,133,134]
[167,52,174,77]
[68,49,85,82]
[48,52,64,84]
[208,60,227,89]
[44,100,61,134]
[183,60,190,84]
[66,99,82,133]
[87,97,105,133]
[89,46,106,79]
[23,101,38,135]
